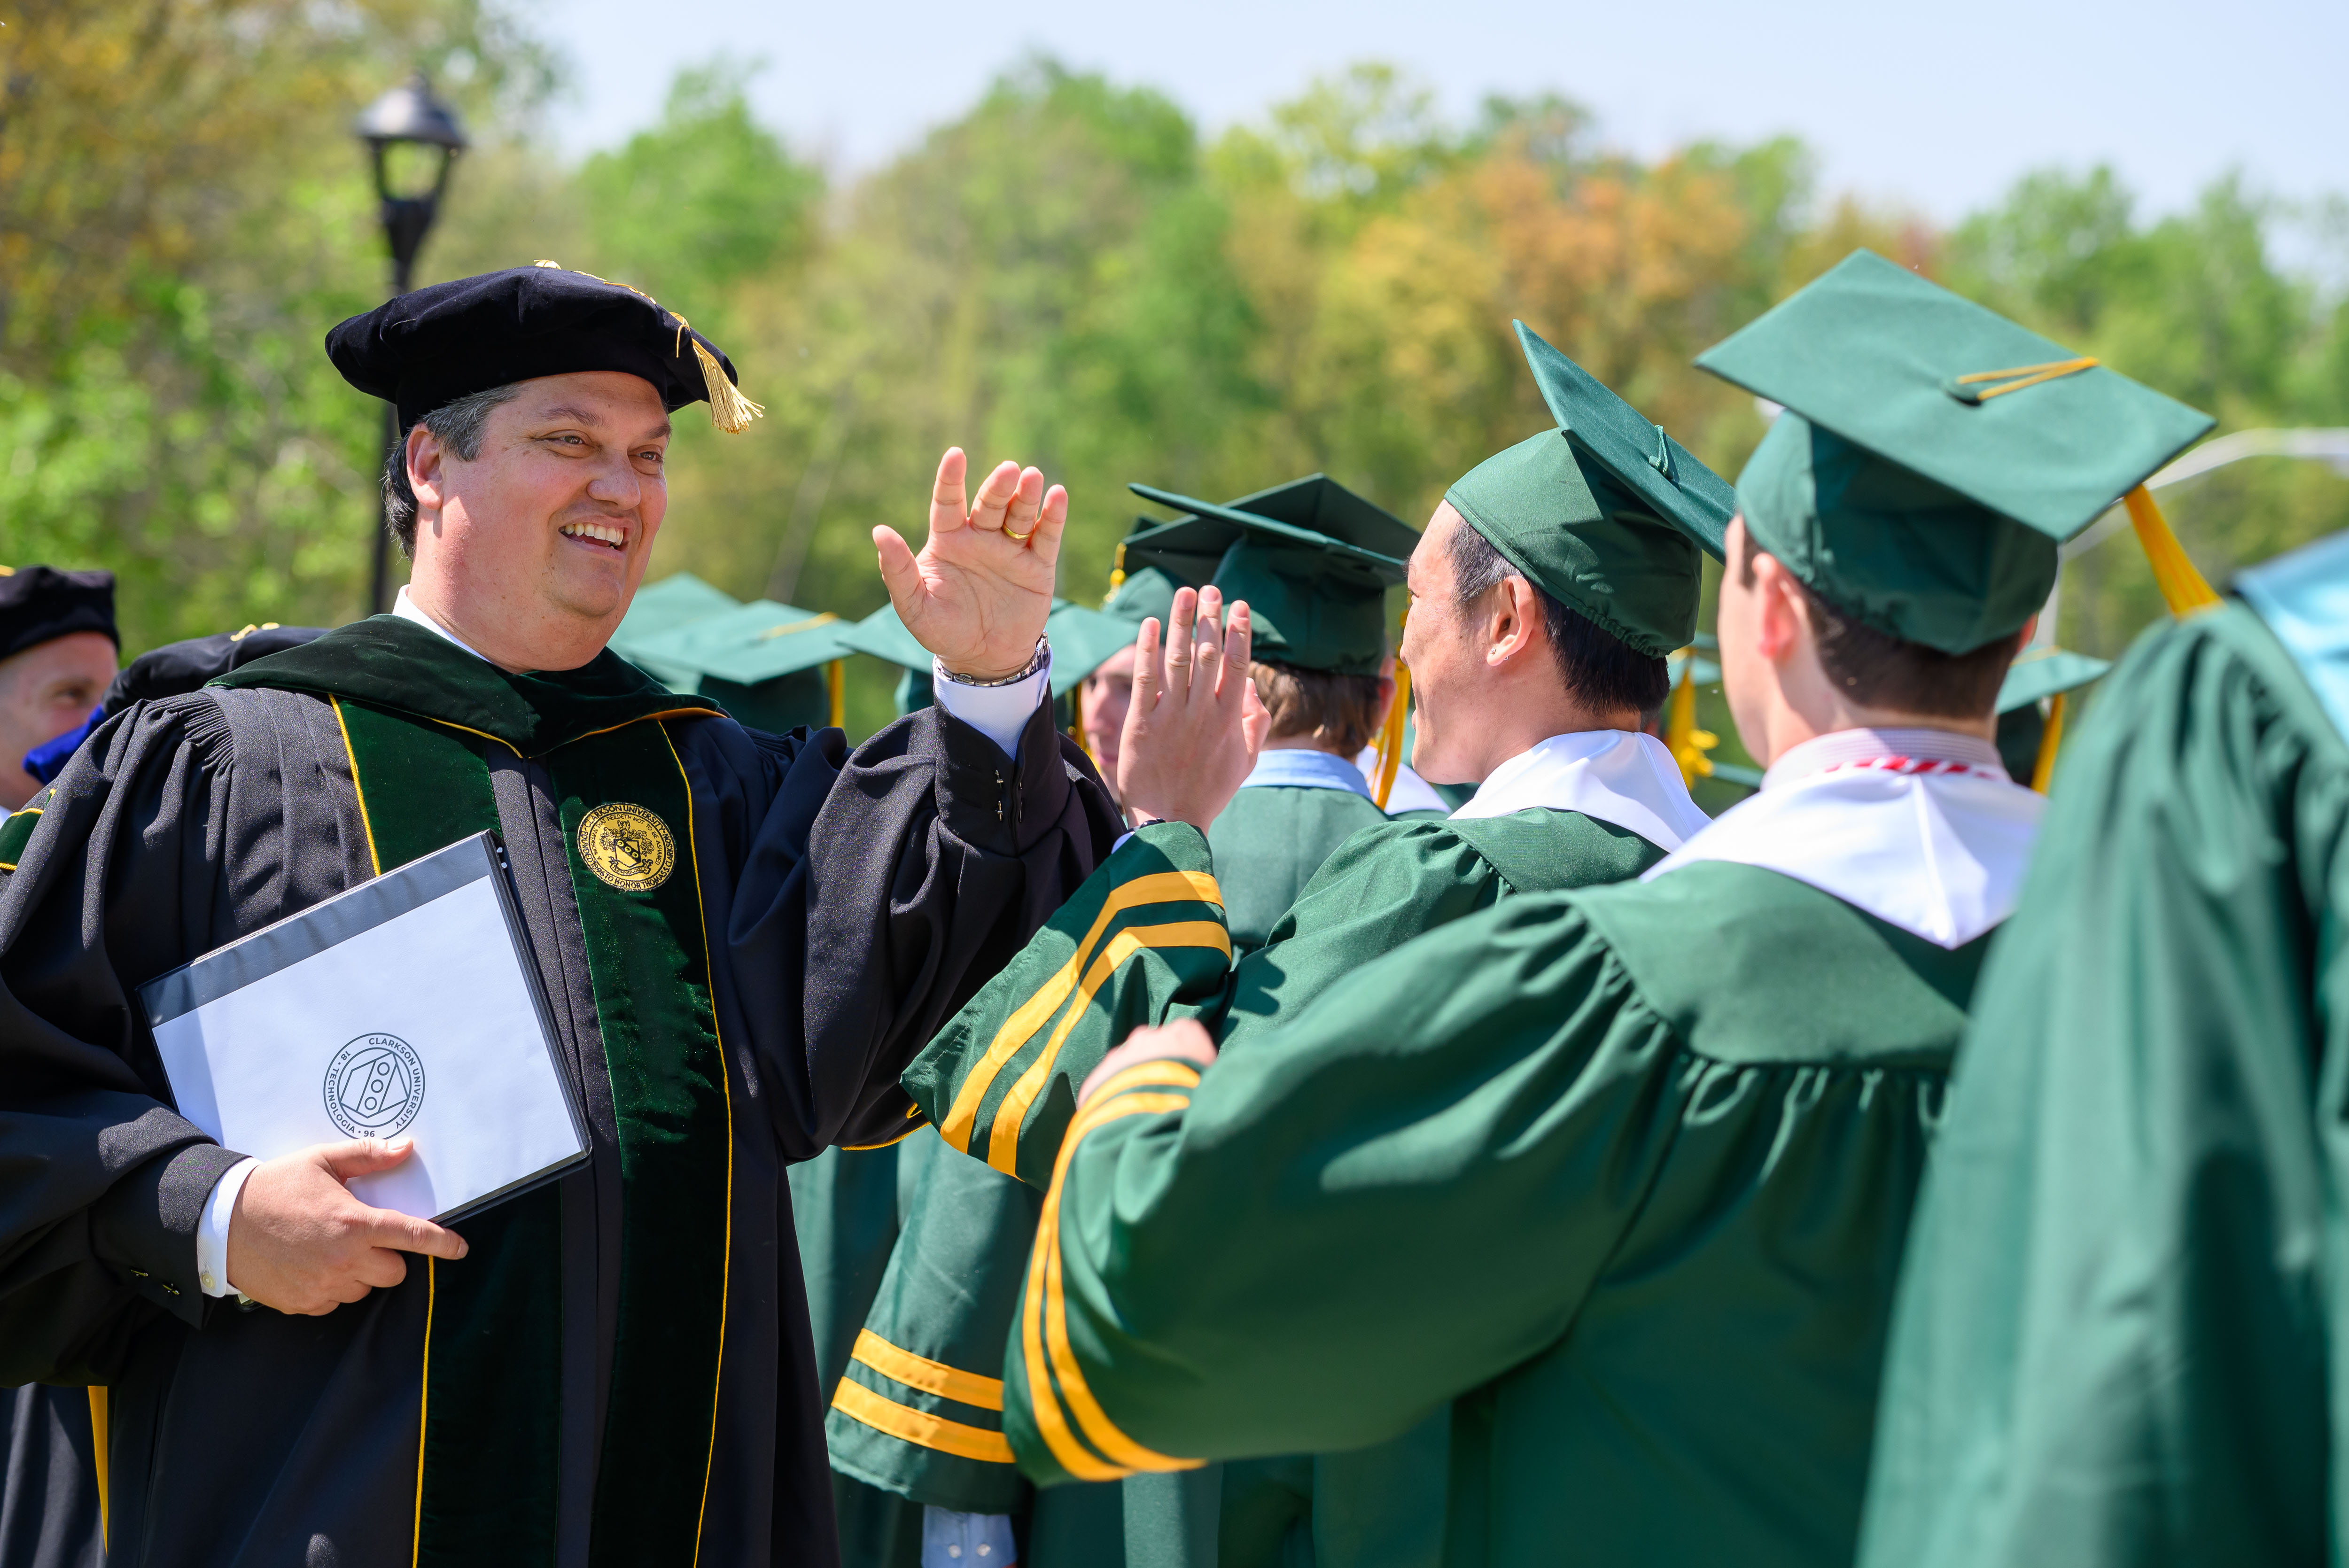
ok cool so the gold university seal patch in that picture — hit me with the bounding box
[576,802,677,893]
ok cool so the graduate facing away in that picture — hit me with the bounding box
[866,328,1729,1568]
[902,252,2214,1568]
[0,264,1263,1568]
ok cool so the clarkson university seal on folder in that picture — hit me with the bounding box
[324,1032,427,1139]
[576,801,676,892]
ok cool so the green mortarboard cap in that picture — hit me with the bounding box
[1127,477,1411,676]
[1996,646,2111,715]
[608,572,743,688]
[628,599,852,733]
[1103,516,1192,628]
[837,603,929,673]
[1046,599,1140,690]
[835,604,935,716]
[1695,249,2214,653]
[1444,324,1734,659]
[838,599,1111,700]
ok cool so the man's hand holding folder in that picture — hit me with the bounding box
[226,1136,470,1315]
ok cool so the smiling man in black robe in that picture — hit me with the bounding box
[0,265,1255,1568]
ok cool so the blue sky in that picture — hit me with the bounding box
[532,0,2345,230]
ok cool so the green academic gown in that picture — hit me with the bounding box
[1204,752,1393,955]
[820,755,1404,1567]
[1857,556,2349,1568]
[0,616,1119,1568]
[890,732,1711,1568]
[979,829,1994,1568]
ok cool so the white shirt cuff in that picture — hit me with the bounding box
[921,1507,1017,1567]
[196,1156,259,1298]
[929,646,1052,762]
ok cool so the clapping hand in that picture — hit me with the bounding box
[876,448,1066,681]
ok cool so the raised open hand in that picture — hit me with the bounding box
[1117,585,1270,831]
[875,448,1066,681]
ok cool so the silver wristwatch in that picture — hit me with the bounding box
[937,636,1049,688]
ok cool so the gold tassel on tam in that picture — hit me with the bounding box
[825,660,846,730]
[1665,652,1718,788]
[2121,485,2220,615]
[2030,692,2068,793]
[672,317,763,434]
[1372,660,1409,809]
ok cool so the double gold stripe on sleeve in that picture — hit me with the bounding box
[832,1382,1015,1465]
[1020,1060,1208,1482]
[831,1331,1014,1464]
[984,921,1229,1174]
[939,869,1223,1158]
[850,1329,1005,1410]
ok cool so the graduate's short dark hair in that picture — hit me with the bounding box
[1736,529,2020,718]
[1249,660,1387,757]
[379,383,522,558]
[1447,521,1670,719]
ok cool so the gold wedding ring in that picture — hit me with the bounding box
[1002,525,1035,543]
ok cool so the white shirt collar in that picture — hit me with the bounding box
[1644,726,2042,948]
[1449,731,1714,853]
[391,588,490,664]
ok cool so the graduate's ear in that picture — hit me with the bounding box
[1750,547,1812,671]
[407,424,451,514]
[1484,574,1541,671]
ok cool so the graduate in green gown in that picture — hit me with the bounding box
[1852,548,2348,1559]
[1123,477,1419,955]
[947,251,2216,1568]
[822,482,1425,1568]
[874,328,1730,1568]
[792,598,1135,1568]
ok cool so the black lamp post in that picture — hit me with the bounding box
[355,71,468,614]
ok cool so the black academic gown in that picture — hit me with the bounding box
[0,617,1120,1568]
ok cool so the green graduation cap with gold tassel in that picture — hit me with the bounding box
[1124,476,1415,677]
[1695,249,2216,652]
[1102,515,1192,629]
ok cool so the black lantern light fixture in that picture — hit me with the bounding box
[354,70,469,613]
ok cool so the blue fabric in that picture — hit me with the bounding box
[1238,747,1372,798]
[24,707,101,786]
[920,1506,1017,1567]
[2237,529,2349,742]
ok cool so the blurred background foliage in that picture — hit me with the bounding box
[4,2,2345,742]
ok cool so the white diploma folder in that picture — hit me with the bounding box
[140,832,588,1224]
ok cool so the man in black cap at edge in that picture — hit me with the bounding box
[0,567,118,816]
[0,263,1258,1568]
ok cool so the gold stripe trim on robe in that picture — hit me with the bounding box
[663,723,735,1568]
[329,698,384,877]
[850,1329,1006,1410]
[86,1387,107,1551]
[1021,1062,1207,1480]
[939,869,1222,1151]
[986,920,1232,1174]
[831,1377,1017,1464]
